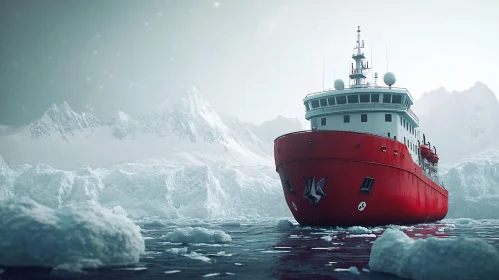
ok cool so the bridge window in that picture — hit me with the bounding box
[320,98,327,107]
[321,118,326,126]
[361,114,367,122]
[327,97,335,106]
[392,95,402,104]
[347,95,359,103]
[371,94,380,102]
[360,94,370,103]
[383,94,391,103]
[404,137,406,145]
[385,113,392,122]
[311,100,319,108]
[400,116,403,124]
[394,135,397,140]
[343,115,350,123]
[305,103,310,111]
[337,96,347,105]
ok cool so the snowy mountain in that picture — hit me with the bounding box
[413,82,499,163]
[28,102,100,141]
[0,86,302,168]
[110,111,136,140]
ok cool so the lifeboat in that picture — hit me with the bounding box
[431,153,439,164]
[428,150,438,164]
[420,145,431,157]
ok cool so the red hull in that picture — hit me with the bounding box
[274,130,448,227]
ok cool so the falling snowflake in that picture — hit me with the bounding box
[213,2,220,7]
[144,22,149,26]
[158,12,162,16]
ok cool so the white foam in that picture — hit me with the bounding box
[0,197,144,269]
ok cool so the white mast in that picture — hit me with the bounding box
[349,26,369,88]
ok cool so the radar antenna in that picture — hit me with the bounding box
[349,26,369,88]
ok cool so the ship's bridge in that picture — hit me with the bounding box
[304,85,419,127]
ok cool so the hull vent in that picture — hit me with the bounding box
[360,177,375,194]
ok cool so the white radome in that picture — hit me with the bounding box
[334,79,345,90]
[383,72,396,86]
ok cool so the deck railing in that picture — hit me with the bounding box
[305,102,419,124]
[305,85,415,102]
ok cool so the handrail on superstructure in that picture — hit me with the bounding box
[304,85,415,102]
[407,108,419,124]
[304,102,419,124]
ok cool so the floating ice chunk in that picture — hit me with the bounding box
[277,219,294,229]
[346,233,376,238]
[369,228,499,280]
[166,247,188,254]
[165,270,181,274]
[0,197,145,269]
[202,272,221,277]
[183,251,211,263]
[334,266,360,275]
[321,235,334,241]
[161,227,232,244]
[347,226,372,234]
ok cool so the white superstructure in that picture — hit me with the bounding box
[303,26,439,180]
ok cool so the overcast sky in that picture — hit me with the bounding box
[0,0,497,126]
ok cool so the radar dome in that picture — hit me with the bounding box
[334,79,345,90]
[383,72,396,87]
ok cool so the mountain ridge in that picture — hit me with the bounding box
[414,81,499,163]
[0,86,303,168]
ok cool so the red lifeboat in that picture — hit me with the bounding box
[428,150,438,164]
[420,145,431,157]
[431,153,439,164]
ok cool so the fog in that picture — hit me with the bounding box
[1,0,497,127]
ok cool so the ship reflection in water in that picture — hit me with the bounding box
[271,223,451,280]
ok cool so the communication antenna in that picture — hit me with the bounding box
[371,46,373,83]
[322,55,325,91]
[333,57,335,81]
[386,43,389,72]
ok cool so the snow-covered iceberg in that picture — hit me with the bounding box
[0,197,145,269]
[369,228,499,280]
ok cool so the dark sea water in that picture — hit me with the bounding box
[1,218,498,280]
